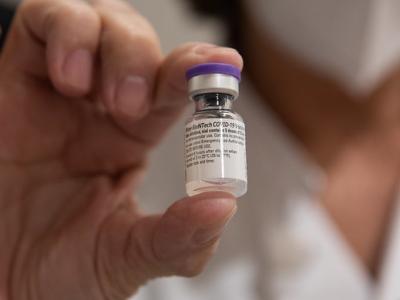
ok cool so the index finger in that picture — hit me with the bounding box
[123,43,244,146]
[6,0,101,96]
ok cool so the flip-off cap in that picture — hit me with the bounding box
[186,63,241,100]
[186,63,241,81]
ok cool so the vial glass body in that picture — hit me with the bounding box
[184,94,247,197]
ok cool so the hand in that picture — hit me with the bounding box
[0,0,243,299]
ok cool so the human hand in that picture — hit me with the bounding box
[0,0,243,299]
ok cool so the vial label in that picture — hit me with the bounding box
[185,118,247,183]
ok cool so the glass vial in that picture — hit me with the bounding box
[184,63,248,197]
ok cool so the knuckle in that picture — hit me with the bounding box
[93,0,137,13]
[59,5,97,25]
[101,29,162,69]
[126,221,166,280]
[66,3,99,24]
[129,33,161,57]
[40,2,99,31]
[19,0,101,45]
[98,3,161,52]
[19,0,48,18]
[106,22,160,50]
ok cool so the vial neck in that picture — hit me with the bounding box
[194,93,234,112]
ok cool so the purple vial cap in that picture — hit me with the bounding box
[186,63,241,81]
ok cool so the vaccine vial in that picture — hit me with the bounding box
[184,63,247,197]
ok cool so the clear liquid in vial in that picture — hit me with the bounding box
[185,110,247,197]
[186,178,247,197]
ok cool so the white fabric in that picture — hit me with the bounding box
[134,82,400,300]
[246,0,400,96]
[375,200,400,300]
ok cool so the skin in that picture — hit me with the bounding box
[3,0,394,297]
[0,0,244,299]
[242,8,400,275]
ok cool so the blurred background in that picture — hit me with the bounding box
[131,0,223,53]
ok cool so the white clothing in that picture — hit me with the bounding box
[246,0,400,96]
[134,82,400,300]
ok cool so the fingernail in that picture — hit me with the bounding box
[115,76,149,119]
[195,44,239,56]
[63,49,93,91]
[194,44,219,55]
[192,205,237,247]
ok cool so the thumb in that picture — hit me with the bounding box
[97,192,237,299]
